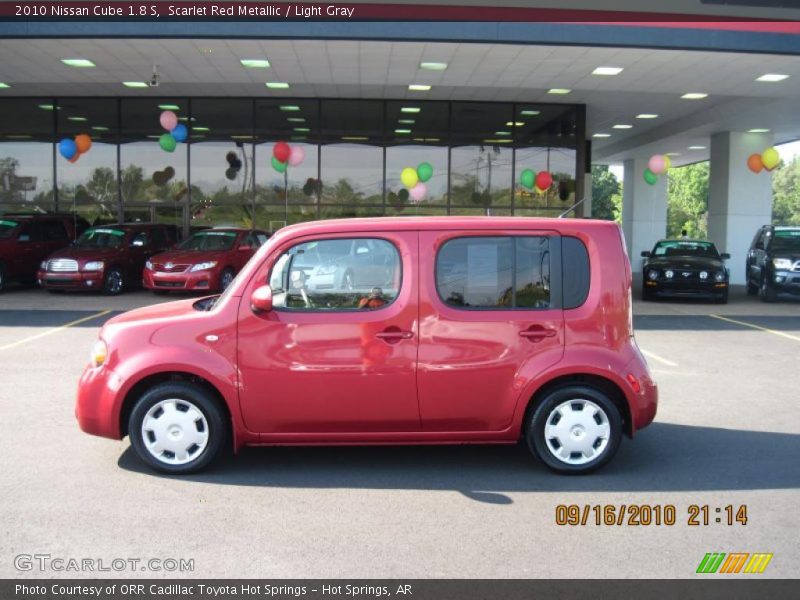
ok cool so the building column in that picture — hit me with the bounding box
[708,131,773,285]
[621,158,667,272]
[580,171,592,218]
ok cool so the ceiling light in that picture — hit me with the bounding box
[61,58,95,68]
[688,145,707,150]
[291,136,307,141]
[420,62,447,71]
[395,129,412,134]
[520,110,540,116]
[192,126,210,132]
[398,119,415,124]
[636,114,659,119]
[613,124,633,129]
[240,59,270,68]
[91,126,109,131]
[401,107,421,113]
[592,66,623,76]
[681,93,708,99]
[748,128,771,133]
[122,81,148,88]
[158,104,180,111]
[593,133,611,138]
[482,139,512,144]
[408,84,431,91]
[756,73,789,82]
[495,131,512,136]
[230,135,254,140]
[280,105,300,111]
[506,121,524,127]
[266,82,290,89]
[548,88,571,95]
[294,127,310,132]
[6,134,32,139]
[67,116,87,122]
[287,117,305,122]
[0,83,10,89]
[665,152,681,157]
[341,136,368,141]
[38,104,57,110]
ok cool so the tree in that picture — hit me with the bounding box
[591,165,622,221]
[772,156,800,226]
[667,162,709,238]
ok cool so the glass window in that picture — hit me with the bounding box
[269,238,401,311]
[41,219,69,242]
[179,230,238,251]
[76,227,126,248]
[436,236,551,309]
[18,221,44,242]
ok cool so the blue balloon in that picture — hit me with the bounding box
[58,138,77,160]
[171,123,188,143]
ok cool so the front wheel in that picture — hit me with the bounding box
[526,386,622,474]
[128,382,227,474]
[102,268,124,295]
[760,277,777,303]
[219,268,235,292]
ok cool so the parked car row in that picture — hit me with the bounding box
[0,213,269,295]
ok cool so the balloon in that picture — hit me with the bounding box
[288,145,306,167]
[68,154,80,164]
[648,154,666,175]
[747,153,764,174]
[58,138,77,160]
[164,166,175,178]
[398,188,410,202]
[535,171,553,191]
[171,123,188,143]
[401,167,419,189]
[416,162,433,183]
[271,156,287,173]
[152,171,167,186]
[231,158,242,171]
[225,167,237,181]
[643,168,658,185]
[520,168,535,189]
[663,155,672,170]
[74,134,92,154]
[761,147,780,171]
[159,133,177,153]
[409,182,427,203]
[273,141,291,163]
[226,151,238,164]
[159,111,178,131]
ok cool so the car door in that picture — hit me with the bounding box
[234,232,257,270]
[237,231,420,435]
[13,221,46,279]
[417,230,565,432]
[41,219,70,257]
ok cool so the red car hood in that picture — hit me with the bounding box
[106,297,201,326]
[150,249,227,265]
[48,245,123,262]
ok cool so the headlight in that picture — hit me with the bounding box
[714,272,726,282]
[189,261,218,272]
[40,260,47,269]
[90,339,107,368]
[316,265,338,276]
[83,261,104,271]
[699,271,708,280]
[665,270,674,279]
[773,258,793,270]
[647,270,658,280]
[145,260,153,270]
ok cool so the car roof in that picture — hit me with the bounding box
[772,226,800,231]
[656,238,714,244]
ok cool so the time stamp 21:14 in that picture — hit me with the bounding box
[555,504,749,527]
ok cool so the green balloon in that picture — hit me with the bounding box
[520,168,535,189]
[643,168,658,185]
[416,162,433,183]
[159,133,177,153]
[271,156,287,173]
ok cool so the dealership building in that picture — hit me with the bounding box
[1,0,799,282]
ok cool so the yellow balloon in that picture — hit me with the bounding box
[761,147,780,171]
[400,167,419,189]
[663,155,672,170]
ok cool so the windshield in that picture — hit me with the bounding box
[0,219,20,239]
[771,231,800,253]
[652,241,719,258]
[178,231,238,251]
[75,228,126,248]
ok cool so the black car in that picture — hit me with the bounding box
[746,225,800,302]
[641,239,730,303]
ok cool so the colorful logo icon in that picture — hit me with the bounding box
[696,552,773,574]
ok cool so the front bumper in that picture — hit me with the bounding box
[76,364,125,439]
[771,271,800,293]
[38,269,103,291]
[644,279,727,298]
[143,268,218,292]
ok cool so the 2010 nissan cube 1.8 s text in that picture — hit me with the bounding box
[76,217,657,475]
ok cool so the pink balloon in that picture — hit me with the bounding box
[409,182,427,203]
[159,111,178,131]
[288,145,305,167]
[648,154,666,175]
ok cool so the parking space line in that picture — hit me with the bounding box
[640,349,679,368]
[709,314,800,343]
[0,309,111,351]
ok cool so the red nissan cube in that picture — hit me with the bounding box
[77,217,657,475]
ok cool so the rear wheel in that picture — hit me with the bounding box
[128,382,227,475]
[526,386,622,475]
[102,268,124,296]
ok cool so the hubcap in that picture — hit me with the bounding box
[544,399,611,465]
[221,272,233,290]
[141,399,209,466]
[107,271,122,293]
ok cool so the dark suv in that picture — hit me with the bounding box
[0,213,89,291]
[746,225,800,302]
[39,223,176,295]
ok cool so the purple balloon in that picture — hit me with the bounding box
[288,145,305,167]
[160,111,178,132]
[409,182,427,203]
[648,155,666,175]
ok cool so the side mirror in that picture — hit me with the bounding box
[18,234,30,242]
[721,253,731,259]
[640,251,650,258]
[131,239,145,247]
[251,285,273,313]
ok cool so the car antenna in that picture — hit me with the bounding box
[558,196,586,218]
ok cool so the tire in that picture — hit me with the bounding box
[715,290,729,304]
[526,385,623,475]
[128,381,227,475]
[102,267,124,296]
[641,286,653,301]
[219,268,235,292]
[746,272,758,296]
[760,276,777,303]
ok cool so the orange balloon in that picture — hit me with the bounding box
[68,154,80,163]
[747,153,763,173]
[75,134,92,154]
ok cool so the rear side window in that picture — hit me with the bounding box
[42,220,68,242]
[436,236,551,309]
[562,236,590,310]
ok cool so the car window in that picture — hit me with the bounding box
[131,232,149,247]
[42,220,68,242]
[770,230,800,253]
[179,231,238,251]
[256,233,269,246]
[652,241,719,258]
[149,227,168,248]
[436,236,551,309]
[269,238,401,311]
[0,219,20,239]
[18,221,44,242]
[75,228,125,248]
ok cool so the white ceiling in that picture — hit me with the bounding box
[1,38,799,165]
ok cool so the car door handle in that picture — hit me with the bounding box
[376,329,414,341]
[519,327,557,342]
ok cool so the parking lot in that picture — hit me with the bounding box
[1,285,798,579]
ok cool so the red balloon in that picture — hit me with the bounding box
[273,141,291,163]
[535,171,553,191]
[747,153,764,174]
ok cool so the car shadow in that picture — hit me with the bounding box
[117,422,800,502]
